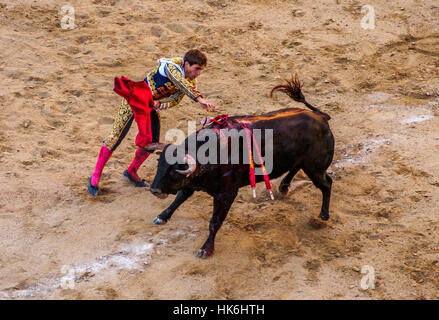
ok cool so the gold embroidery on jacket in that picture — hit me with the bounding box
[145,57,201,111]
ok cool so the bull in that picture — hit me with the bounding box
[150,75,334,258]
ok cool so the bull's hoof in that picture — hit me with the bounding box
[319,212,329,221]
[153,217,167,225]
[278,183,289,193]
[278,184,289,199]
[197,248,213,259]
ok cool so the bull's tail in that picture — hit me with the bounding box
[270,73,331,120]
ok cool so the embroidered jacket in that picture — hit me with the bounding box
[144,57,203,111]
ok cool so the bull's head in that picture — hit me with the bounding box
[150,144,197,198]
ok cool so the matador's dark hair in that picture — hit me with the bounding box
[184,49,207,66]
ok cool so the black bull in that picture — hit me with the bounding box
[150,77,335,258]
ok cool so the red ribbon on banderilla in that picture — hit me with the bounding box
[242,123,274,200]
[201,115,274,200]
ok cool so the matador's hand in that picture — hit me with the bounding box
[196,97,216,112]
[152,100,160,110]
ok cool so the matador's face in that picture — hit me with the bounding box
[184,62,205,80]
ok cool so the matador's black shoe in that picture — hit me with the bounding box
[123,170,150,188]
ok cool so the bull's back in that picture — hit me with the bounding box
[232,108,333,182]
[233,107,331,147]
[231,107,328,129]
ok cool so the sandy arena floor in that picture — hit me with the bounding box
[0,0,438,299]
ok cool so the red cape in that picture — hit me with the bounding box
[113,76,154,147]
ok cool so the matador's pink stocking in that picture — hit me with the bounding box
[91,145,113,187]
[127,147,150,182]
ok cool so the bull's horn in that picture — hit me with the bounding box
[175,154,197,175]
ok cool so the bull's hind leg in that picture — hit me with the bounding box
[303,169,332,221]
[153,188,195,225]
[278,166,300,197]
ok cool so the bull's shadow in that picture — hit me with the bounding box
[149,75,334,258]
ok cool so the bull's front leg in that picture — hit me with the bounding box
[197,190,237,259]
[153,188,195,225]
